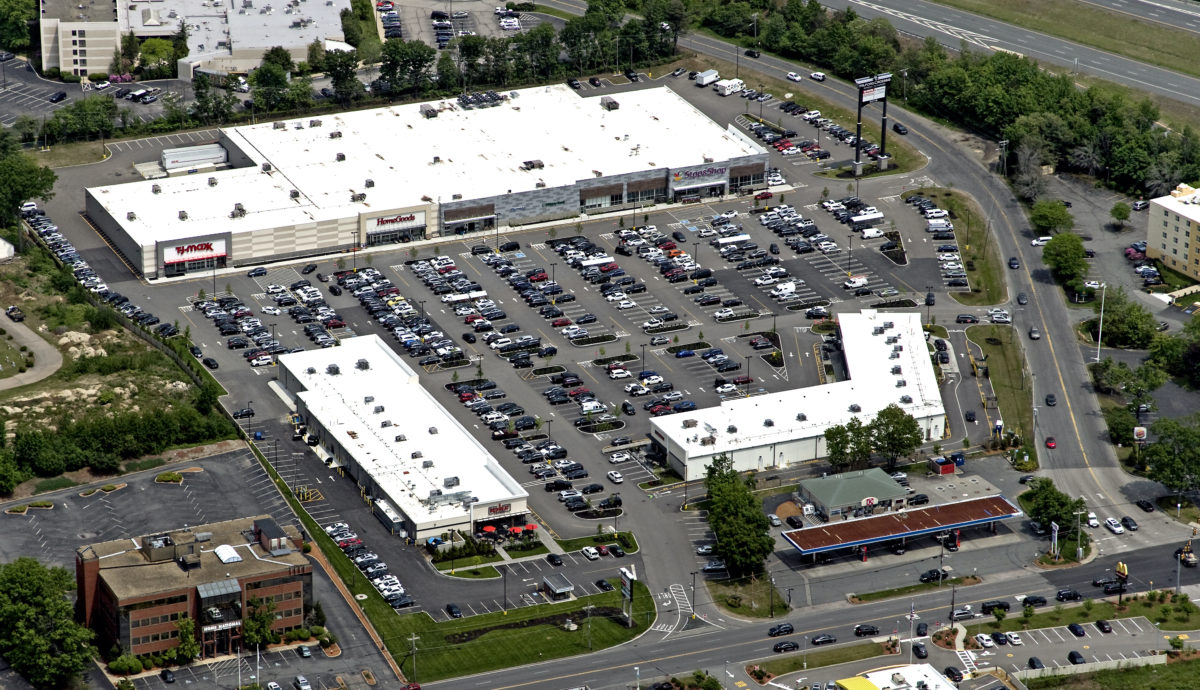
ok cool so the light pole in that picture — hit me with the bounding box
[502,566,508,613]
[744,355,752,396]
[419,299,426,321]
[1075,503,1086,561]
[769,575,775,617]
[634,666,640,689]
[803,635,808,669]
[641,343,647,374]
[690,570,697,619]
[550,262,556,284]
[786,587,793,608]
[1094,283,1107,362]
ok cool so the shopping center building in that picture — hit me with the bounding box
[649,311,946,482]
[276,335,528,541]
[83,84,768,279]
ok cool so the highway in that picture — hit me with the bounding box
[427,2,1193,686]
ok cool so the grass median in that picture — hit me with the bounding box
[706,575,790,618]
[967,324,1037,470]
[757,642,888,677]
[850,576,980,604]
[555,531,639,553]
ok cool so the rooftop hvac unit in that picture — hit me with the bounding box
[305,367,316,374]
[444,476,460,488]
[273,121,286,130]
[600,96,619,111]
[309,119,322,127]
[700,436,715,446]
[420,104,437,119]
[356,358,370,370]
[126,211,136,220]
[891,365,902,374]
[883,321,894,329]
[351,193,366,202]
[335,152,345,161]
[726,425,738,433]
[365,179,374,188]
[873,327,885,335]
[889,351,900,359]
[896,379,907,387]
[394,434,406,442]
[428,427,438,435]
[329,131,342,139]
[178,210,188,220]
[326,364,340,375]
[796,413,807,421]
[893,344,904,352]
[849,404,861,412]
[432,156,440,164]
[152,184,161,194]
[262,162,272,171]
[682,419,697,428]
[422,459,433,468]
[535,180,546,188]
[208,177,218,186]
[290,189,300,199]
[452,193,462,200]
[521,160,545,170]
[764,419,774,427]
[900,395,913,403]
[380,420,392,428]
[373,405,384,413]
[411,451,423,459]
[363,395,374,403]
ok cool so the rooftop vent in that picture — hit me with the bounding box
[535,180,545,188]
[290,189,300,199]
[764,419,774,427]
[727,425,738,434]
[262,162,272,171]
[796,413,807,421]
[329,131,342,139]
[335,152,345,161]
[428,427,438,435]
[364,395,375,404]
[178,210,188,220]
[433,156,441,164]
[849,404,861,413]
[351,192,366,202]
[309,119,322,127]
[273,121,286,130]
[365,178,374,188]
[900,395,913,403]
[305,367,316,374]
[326,364,340,375]
[208,176,218,186]
[151,184,161,194]
[126,211,136,220]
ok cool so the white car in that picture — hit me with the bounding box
[324,522,350,534]
[1084,280,1105,289]
[624,382,649,395]
[936,253,960,262]
[650,305,670,314]
[250,356,273,367]
[641,375,663,385]
[818,242,839,253]
[1006,632,1023,645]
[974,633,994,648]
[616,300,636,309]
[609,452,631,464]
[581,546,599,560]
[561,326,583,336]
[767,176,784,186]
[454,305,476,316]
[716,383,737,394]
[558,490,582,502]
[1031,236,1052,246]
[605,291,627,302]
[754,275,778,286]
[266,284,286,294]
[608,369,631,379]
[941,263,963,271]
[261,306,281,315]
[786,72,801,82]
[987,308,1009,317]
[810,72,826,81]
[1087,512,1100,528]
[662,391,683,402]
[607,470,624,483]
[489,338,513,349]
[721,210,738,219]
[642,318,664,329]
[698,227,717,237]
[713,308,734,319]
[1104,517,1125,534]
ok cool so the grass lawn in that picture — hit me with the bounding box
[33,138,109,168]
[504,542,550,558]
[440,565,500,579]
[434,553,503,572]
[757,642,888,677]
[926,0,1200,81]
[1157,495,1200,525]
[851,576,980,604]
[0,333,28,380]
[904,188,1005,306]
[706,575,790,618]
[555,531,638,553]
[1025,653,1200,689]
[925,325,949,339]
[245,444,656,683]
[33,476,78,494]
[967,325,1037,469]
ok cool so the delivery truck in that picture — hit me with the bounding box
[695,69,720,87]
[714,78,744,96]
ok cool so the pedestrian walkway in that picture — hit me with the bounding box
[0,319,62,391]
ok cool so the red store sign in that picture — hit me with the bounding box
[488,503,511,515]
[164,239,226,264]
[175,242,214,255]
[376,214,417,226]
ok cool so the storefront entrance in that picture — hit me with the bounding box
[367,226,425,245]
[163,255,226,278]
[443,216,496,237]
[673,183,725,201]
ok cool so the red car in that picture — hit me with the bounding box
[567,388,592,397]
[755,191,774,200]
[458,392,477,402]
[599,263,619,272]
[437,265,457,274]
[551,317,572,327]
[464,314,483,323]
[529,272,548,282]
[656,241,677,250]
[1045,437,1057,449]
[650,405,672,416]
[733,375,754,385]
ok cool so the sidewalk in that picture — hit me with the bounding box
[0,320,62,391]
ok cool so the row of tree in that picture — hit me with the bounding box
[0,558,95,689]
[823,403,924,473]
[703,455,774,576]
[0,131,57,225]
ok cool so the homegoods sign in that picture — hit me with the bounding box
[369,211,426,232]
[670,164,729,190]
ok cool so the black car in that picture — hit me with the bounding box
[624,69,638,82]
[1096,619,1113,633]
[768,623,794,637]
[202,357,219,370]
[913,641,927,658]
[892,123,908,134]
[49,91,68,103]
[1137,498,1155,512]
[745,48,761,58]
[810,634,836,645]
[302,263,318,274]
[589,76,602,87]
[567,78,582,89]
[596,579,614,592]
[232,407,255,419]
[160,669,176,683]
[853,624,879,637]
[547,553,563,566]
[1022,594,1047,607]
[446,603,463,618]
[916,622,928,636]
[772,640,799,653]
[247,266,268,277]
[1008,256,1020,269]
[943,667,964,682]
[1068,650,1085,665]
[1028,657,1045,669]
[1057,589,1082,601]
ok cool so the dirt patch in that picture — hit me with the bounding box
[773,500,802,519]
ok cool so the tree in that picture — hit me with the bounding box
[0,557,95,689]
[1146,417,1200,501]
[0,132,56,225]
[261,45,295,74]
[703,455,774,576]
[1110,201,1131,229]
[1029,199,1075,234]
[0,0,35,51]
[823,423,851,472]
[992,608,1007,625]
[139,37,175,76]
[307,39,326,73]
[1025,478,1086,539]
[324,48,362,103]
[1092,286,1157,349]
[250,62,289,111]
[869,404,923,472]
[241,597,277,650]
[174,617,200,663]
[1041,232,1088,283]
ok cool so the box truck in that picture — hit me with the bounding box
[714,78,744,96]
[695,69,720,87]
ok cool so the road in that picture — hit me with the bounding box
[815,0,1200,108]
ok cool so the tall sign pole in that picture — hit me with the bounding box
[852,73,893,177]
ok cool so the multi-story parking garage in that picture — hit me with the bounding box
[83,84,768,279]
[649,311,946,481]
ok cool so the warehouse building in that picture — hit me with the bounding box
[75,515,311,659]
[83,85,768,279]
[649,311,945,482]
[277,335,528,540]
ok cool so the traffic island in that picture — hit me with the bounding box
[847,575,982,604]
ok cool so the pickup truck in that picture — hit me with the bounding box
[5,306,24,322]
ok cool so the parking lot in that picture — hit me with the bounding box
[0,58,76,126]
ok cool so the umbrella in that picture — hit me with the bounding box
[525,523,538,531]
[482,525,496,533]
[509,526,523,534]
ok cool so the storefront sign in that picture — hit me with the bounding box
[670,165,728,190]
[673,166,727,181]
[488,503,511,515]
[371,211,426,230]
[164,239,226,264]
[376,214,416,226]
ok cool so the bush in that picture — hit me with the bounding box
[61,73,82,83]
[89,72,110,82]
[108,654,143,676]
[309,625,325,637]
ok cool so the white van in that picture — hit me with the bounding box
[861,228,883,239]
[1031,236,1053,246]
[580,400,606,414]
[843,275,869,289]
[770,282,796,298]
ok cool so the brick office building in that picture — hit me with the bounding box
[75,515,312,659]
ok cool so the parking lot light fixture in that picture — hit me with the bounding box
[419,300,426,320]
[744,356,752,396]
[641,343,647,374]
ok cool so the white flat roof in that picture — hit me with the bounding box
[278,335,526,527]
[1154,182,1200,221]
[858,664,961,690]
[653,311,944,456]
[86,85,764,247]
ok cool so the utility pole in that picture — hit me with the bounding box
[408,633,420,682]
[769,576,775,617]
